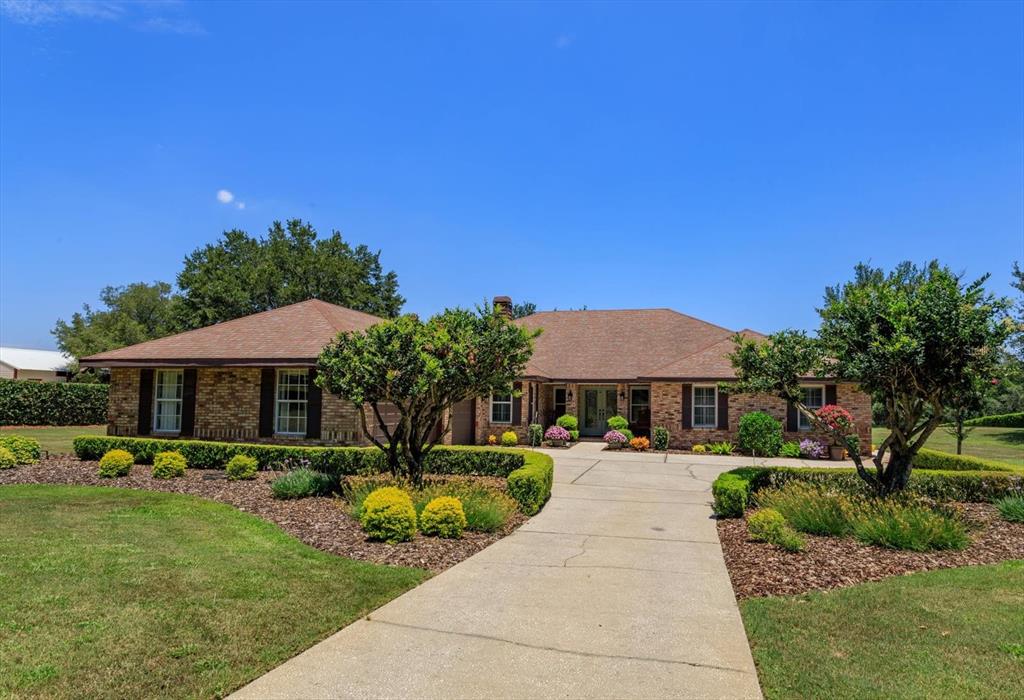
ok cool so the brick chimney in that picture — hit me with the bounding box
[493,295,513,318]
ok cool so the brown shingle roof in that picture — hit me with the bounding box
[639,328,766,380]
[516,309,745,381]
[79,299,382,367]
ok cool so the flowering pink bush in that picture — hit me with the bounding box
[816,404,855,434]
[544,425,571,442]
[604,430,627,445]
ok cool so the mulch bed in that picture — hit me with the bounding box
[718,503,1024,599]
[0,458,526,573]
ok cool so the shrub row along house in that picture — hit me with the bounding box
[80,297,871,451]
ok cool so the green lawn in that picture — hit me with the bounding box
[0,485,427,699]
[742,561,1024,699]
[872,425,1023,467]
[0,424,106,455]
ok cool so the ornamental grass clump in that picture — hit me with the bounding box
[756,482,854,537]
[225,454,258,481]
[604,430,627,448]
[994,495,1024,524]
[360,486,417,543]
[152,451,187,479]
[98,449,134,478]
[849,500,969,551]
[708,441,734,455]
[270,468,335,499]
[419,496,467,538]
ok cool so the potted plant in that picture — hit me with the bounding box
[816,404,855,461]
[604,430,627,450]
[544,425,571,447]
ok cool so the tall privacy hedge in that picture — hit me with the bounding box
[962,412,1024,428]
[0,379,108,426]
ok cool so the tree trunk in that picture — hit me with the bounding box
[878,448,913,496]
[956,419,964,455]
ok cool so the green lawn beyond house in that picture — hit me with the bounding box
[742,561,1024,699]
[872,425,1023,468]
[0,485,427,698]
[0,424,106,455]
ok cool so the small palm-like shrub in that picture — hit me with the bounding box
[556,414,578,431]
[757,482,854,536]
[692,444,707,454]
[994,495,1024,523]
[419,496,467,538]
[0,446,17,469]
[708,441,734,455]
[652,426,669,451]
[607,415,629,431]
[629,436,650,451]
[152,451,187,479]
[98,449,134,477]
[747,508,805,552]
[501,431,518,447]
[527,423,543,447]
[850,501,968,551]
[225,454,258,481]
[360,486,417,543]
[779,441,802,458]
[0,435,41,464]
[738,411,783,457]
[271,468,335,499]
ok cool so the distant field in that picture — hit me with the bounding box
[0,425,106,456]
[871,426,1022,468]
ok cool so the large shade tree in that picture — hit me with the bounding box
[316,304,538,485]
[53,282,180,358]
[731,262,1011,496]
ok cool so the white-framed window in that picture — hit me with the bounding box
[153,369,184,433]
[275,369,309,435]
[798,385,825,431]
[490,392,513,424]
[692,385,718,429]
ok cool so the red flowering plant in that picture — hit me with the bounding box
[815,404,855,449]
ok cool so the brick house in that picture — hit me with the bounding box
[80,297,872,452]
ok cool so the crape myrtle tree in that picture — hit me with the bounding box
[730,262,1011,496]
[316,304,538,485]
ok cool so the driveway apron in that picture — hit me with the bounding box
[232,442,763,699]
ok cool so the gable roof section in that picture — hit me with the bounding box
[79,299,383,367]
[638,329,765,380]
[0,347,72,372]
[515,309,741,381]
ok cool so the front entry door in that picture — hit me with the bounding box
[581,387,618,436]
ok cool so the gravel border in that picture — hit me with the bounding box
[0,458,526,572]
[717,503,1024,599]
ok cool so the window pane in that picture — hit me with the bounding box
[798,387,824,430]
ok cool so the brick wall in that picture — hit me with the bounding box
[107,367,140,435]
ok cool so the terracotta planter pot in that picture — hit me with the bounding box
[829,445,846,461]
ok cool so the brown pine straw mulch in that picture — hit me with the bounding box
[718,503,1024,599]
[0,458,526,573]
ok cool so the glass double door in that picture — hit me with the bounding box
[581,386,618,436]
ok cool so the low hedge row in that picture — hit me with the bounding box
[712,465,1024,517]
[507,452,554,515]
[963,412,1024,428]
[0,378,108,426]
[913,448,1019,473]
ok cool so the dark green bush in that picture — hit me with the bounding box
[507,453,554,515]
[0,435,41,464]
[528,423,543,447]
[737,411,783,457]
[963,412,1024,428]
[0,378,108,426]
[913,448,1016,472]
[652,426,669,451]
[712,469,764,517]
[270,469,337,499]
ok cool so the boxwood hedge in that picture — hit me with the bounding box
[913,448,1019,473]
[0,379,108,426]
[963,412,1024,428]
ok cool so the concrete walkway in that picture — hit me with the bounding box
[233,443,763,699]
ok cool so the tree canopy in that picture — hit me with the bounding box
[53,282,180,358]
[317,304,538,484]
[731,261,1011,495]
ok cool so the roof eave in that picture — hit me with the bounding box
[78,357,318,369]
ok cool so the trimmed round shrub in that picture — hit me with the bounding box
[555,414,578,431]
[747,508,787,541]
[652,426,669,451]
[152,451,187,479]
[501,430,518,447]
[779,441,802,458]
[737,411,783,457]
[607,415,629,431]
[693,444,707,454]
[419,496,467,538]
[0,435,41,464]
[98,449,134,478]
[225,454,258,481]
[0,446,17,469]
[360,486,417,543]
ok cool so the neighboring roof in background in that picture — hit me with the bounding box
[79,299,383,367]
[0,347,73,372]
[515,308,746,381]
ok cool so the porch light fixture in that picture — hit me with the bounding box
[567,389,573,401]
[619,390,626,399]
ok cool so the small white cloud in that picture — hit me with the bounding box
[236,201,245,210]
[216,189,234,204]
[555,33,574,49]
[0,0,205,34]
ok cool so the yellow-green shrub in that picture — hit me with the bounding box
[0,446,17,469]
[152,451,187,479]
[692,444,707,454]
[501,431,518,447]
[747,508,805,552]
[507,453,554,515]
[0,435,41,464]
[360,486,417,543]
[419,496,467,538]
[225,454,258,481]
[98,449,134,477]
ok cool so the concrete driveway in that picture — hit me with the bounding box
[233,443,763,699]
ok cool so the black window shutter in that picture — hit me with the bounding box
[180,369,198,436]
[512,381,523,425]
[681,383,692,429]
[137,369,154,435]
[786,401,798,432]
[527,384,535,424]
[306,368,322,439]
[717,389,729,430]
[825,384,837,406]
[259,368,276,437]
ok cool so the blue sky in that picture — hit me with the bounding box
[1,0,1021,349]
